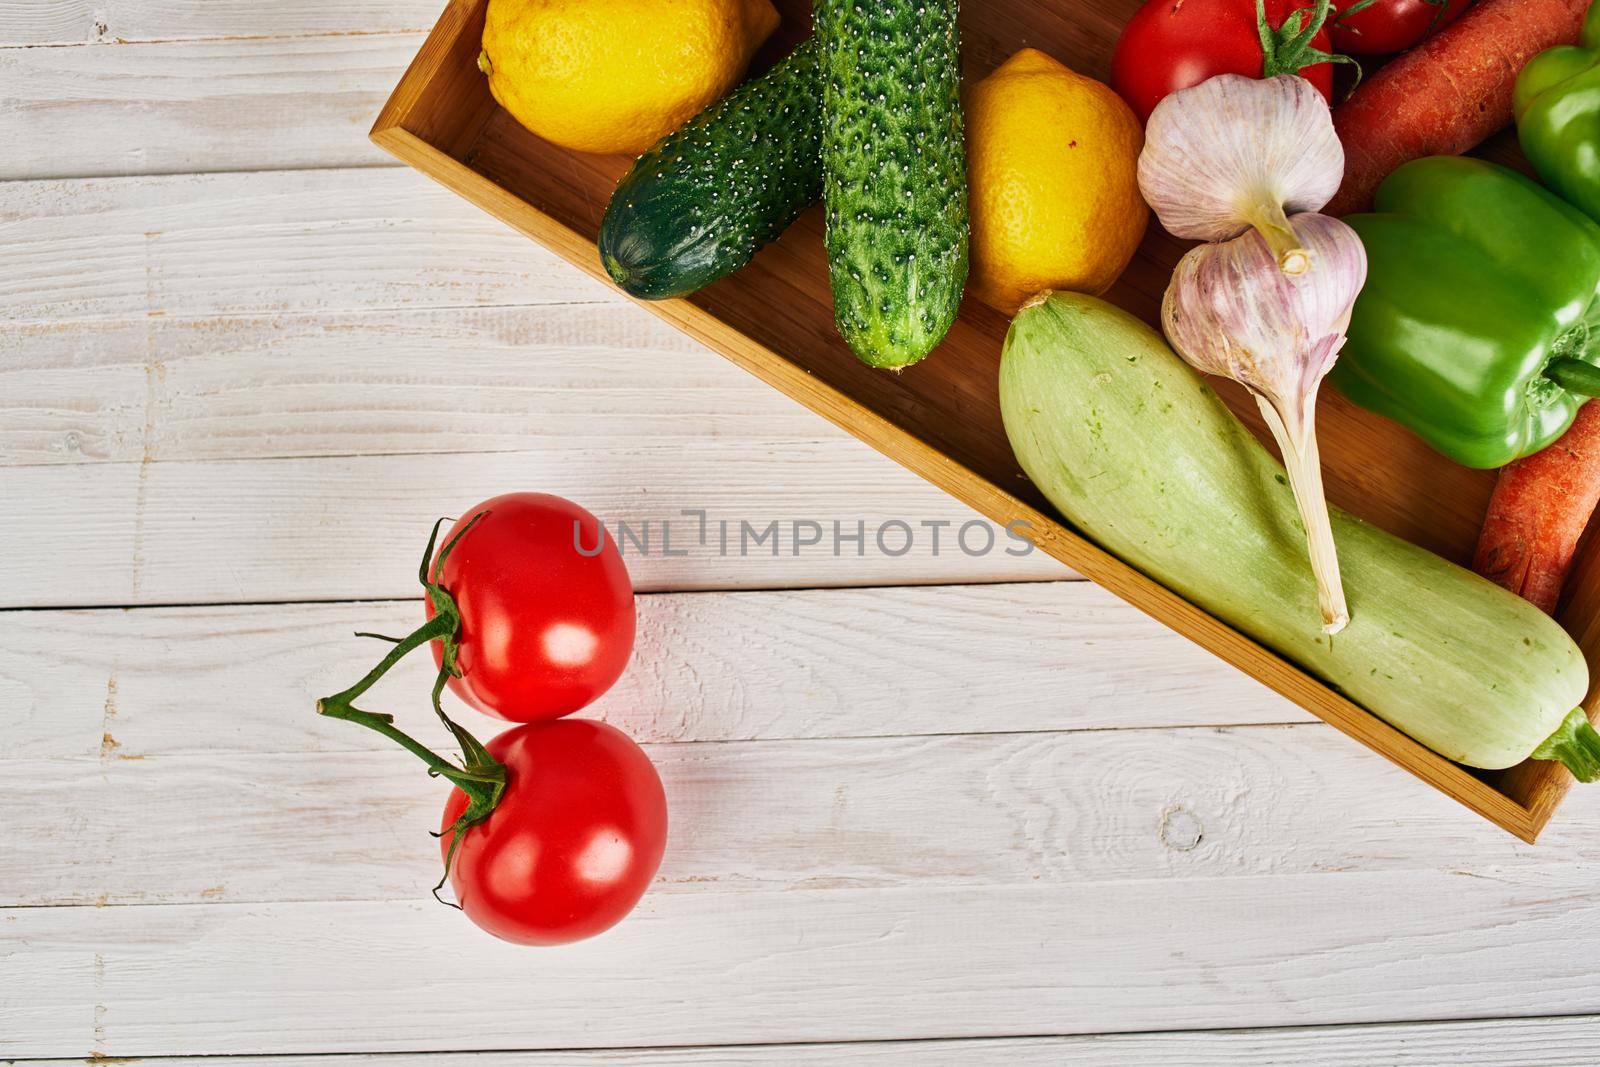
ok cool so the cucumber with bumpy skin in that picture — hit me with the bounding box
[598,41,822,300]
[1001,292,1600,776]
[816,0,968,368]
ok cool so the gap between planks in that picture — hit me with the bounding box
[2,582,1279,762]
[6,725,1581,912]
[0,28,436,49]
[0,446,1070,606]
[0,573,1088,614]
[11,588,1600,914]
[9,1013,1600,1066]
[9,870,1600,1058]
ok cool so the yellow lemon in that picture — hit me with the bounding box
[480,0,780,156]
[966,48,1148,315]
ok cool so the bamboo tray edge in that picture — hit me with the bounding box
[372,0,1600,841]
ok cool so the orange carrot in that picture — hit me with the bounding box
[1328,0,1589,216]
[1474,402,1600,614]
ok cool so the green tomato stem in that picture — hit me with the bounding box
[1256,0,1359,85]
[318,612,456,713]
[313,510,506,902]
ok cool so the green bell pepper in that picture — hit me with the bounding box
[1334,156,1600,470]
[1515,1,1600,226]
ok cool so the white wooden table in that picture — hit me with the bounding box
[5,5,1600,1063]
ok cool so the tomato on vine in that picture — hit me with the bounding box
[1328,0,1470,55]
[315,495,662,946]
[1111,0,1347,124]
[426,493,636,723]
[440,719,667,945]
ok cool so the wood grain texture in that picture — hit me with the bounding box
[0,305,813,465]
[0,584,1298,761]
[0,168,609,325]
[0,1,444,44]
[8,4,1599,1062]
[14,724,1600,910]
[8,867,1600,1058]
[0,32,417,180]
[12,1016,1600,1066]
[372,0,1589,836]
[0,443,1065,607]
[9,592,1599,912]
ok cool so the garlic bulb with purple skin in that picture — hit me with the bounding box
[1138,74,1342,277]
[1162,212,1366,635]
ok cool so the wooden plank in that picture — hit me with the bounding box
[1,585,1296,761]
[16,722,1600,909]
[8,592,1600,912]
[8,867,1600,1057]
[0,33,417,180]
[0,305,816,466]
[11,1015,1599,1066]
[0,442,1065,608]
[0,2,444,45]
[0,168,1063,594]
[0,169,609,325]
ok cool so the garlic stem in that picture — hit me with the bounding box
[1242,200,1312,276]
[1254,391,1349,635]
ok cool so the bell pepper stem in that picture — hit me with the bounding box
[1533,707,1600,781]
[1544,357,1600,398]
[1255,392,1350,635]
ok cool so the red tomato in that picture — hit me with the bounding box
[427,493,636,722]
[440,719,668,945]
[1111,0,1336,123]
[1329,0,1470,55]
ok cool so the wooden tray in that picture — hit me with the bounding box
[373,0,1600,840]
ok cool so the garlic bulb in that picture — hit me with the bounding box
[1162,212,1366,635]
[1138,74,1343,276]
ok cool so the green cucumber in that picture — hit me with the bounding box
[1000,292,1597,774]
[816,0,968,368]
[598,41,822,301]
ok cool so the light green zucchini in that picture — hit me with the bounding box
[1000,292,1597,774]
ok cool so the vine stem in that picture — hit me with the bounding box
[318,700,498,789]
[318,613,455,715]
[313,511,506,903]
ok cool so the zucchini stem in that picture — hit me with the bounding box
[1255,392,1350,635]
[1533,707,1600,782]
